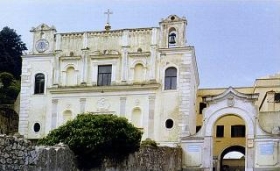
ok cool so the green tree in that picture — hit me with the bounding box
[38,114,142,170]
[0,72,20,104]
[0,27,27,79]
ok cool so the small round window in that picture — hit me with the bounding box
[33,123,40,133]
[165,119,174,129]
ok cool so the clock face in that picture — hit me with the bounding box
[35,39,49,53]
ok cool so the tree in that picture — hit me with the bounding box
[38,114,143,170]
[0,72,20,104]
[0,27,27,79]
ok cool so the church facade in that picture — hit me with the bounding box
[19,15,280,171]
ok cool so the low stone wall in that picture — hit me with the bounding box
[0,107,18,134]
[0,134,182,171]
[0,134,77,171]
[92,146,182,171]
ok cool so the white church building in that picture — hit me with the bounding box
[19,15,280,171]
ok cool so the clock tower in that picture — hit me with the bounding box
[30,23,56,54]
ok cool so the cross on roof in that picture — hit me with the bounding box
[104,9,113,25]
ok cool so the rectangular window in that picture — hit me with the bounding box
[216,125,224,137]
[274,93,280,102]
[231,125,245,137]
[97,65,112,86]
[199,102,207,114]
[164,67,177,90]
[196,126,201,133]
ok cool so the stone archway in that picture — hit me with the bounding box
[202,87,258,171]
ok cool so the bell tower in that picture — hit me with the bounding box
[159,15,187,48]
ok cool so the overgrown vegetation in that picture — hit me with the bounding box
[141,138,158,148]
[0,72,20,105]
[38,113,143,169]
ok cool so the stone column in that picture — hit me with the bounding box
[120,97,127,117]
[80,98,86,114]
[148,95,156,139]
[51,99,58,129]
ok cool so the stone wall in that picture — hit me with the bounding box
[91,146,182,171]
[0,134,77,171]
[0,134,182,171]
[0,107,18,134]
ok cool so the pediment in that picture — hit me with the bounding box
[204,87,259,104]
[160,15,186,23]
[30,23,56,32]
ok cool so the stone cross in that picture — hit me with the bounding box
[104,9,113,24]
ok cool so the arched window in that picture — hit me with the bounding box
[66,67,76,86]
[131,108,142,128]
[168,27,177,47]
[164,67,177,90]
[134,63,144,83]
[34,73,45,94]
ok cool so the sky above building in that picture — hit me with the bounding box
[0,0,279,88]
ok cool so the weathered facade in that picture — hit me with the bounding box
[19,14,280,171]
[19,15,199,143]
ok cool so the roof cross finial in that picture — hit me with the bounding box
[104,9,113,31]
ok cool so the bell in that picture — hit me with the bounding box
[169,33,176,44]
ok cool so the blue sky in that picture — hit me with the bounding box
[0,0,279,88]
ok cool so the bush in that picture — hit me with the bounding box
[141,138,158,148]
[0,72,14,88]
[38,113,142,169]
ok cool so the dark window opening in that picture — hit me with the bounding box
[165,119,174,129]
[196,126,201,133]
[164,67,177,90]
[216,125,224,137]
[199,102,207,114]
[275,93,280,102]
[98,65,112,86]
[34,123,40,132]
[34,73,45,94]
[231,125,245,137]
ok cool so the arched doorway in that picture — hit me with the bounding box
[202,87,258,171]
[220,146,245,171]
[212,114,246,171]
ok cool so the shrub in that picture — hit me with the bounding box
[38,113,142,169]
[0,72,14,88]
[141,138,158,148]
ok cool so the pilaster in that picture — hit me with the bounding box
[80,98,86,113]
[148,95,156,139]
[120,97,127,117]
[51,99,58,129]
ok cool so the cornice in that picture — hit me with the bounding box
[48,83,160,94]
[128,52,151,58]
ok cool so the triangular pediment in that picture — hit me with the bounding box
[160,15,186,23]
[30,23,56,32]
[204,86,259,103]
